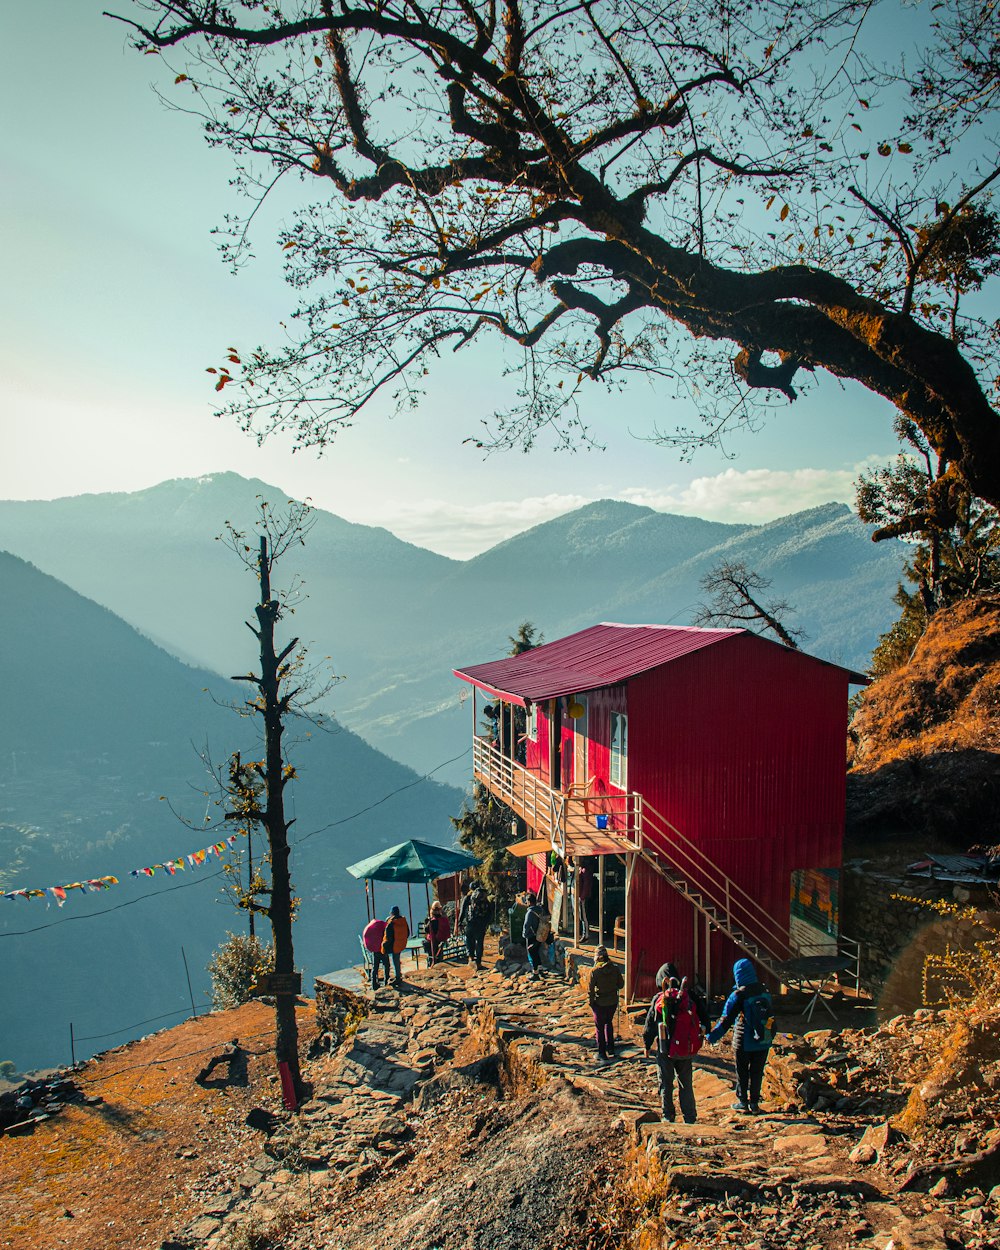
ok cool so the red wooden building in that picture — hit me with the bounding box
[453,622,866,1000]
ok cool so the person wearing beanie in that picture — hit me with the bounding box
[422,898,451,965]
[706,958,774,1113]
[642,968,709,1123]
[587,946,624,1061]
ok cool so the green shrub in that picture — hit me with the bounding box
[207,932,275,1010]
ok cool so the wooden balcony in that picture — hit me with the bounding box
[471,736,640,856]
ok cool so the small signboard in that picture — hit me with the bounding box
[551,884,565,935]
[253,971,302,997]
[789,868,839,957]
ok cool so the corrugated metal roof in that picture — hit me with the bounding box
[453,622,867,703]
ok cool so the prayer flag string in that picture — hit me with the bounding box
[2,834,242,906]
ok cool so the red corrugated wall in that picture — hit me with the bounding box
[627,633,850,997]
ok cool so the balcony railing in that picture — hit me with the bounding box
[471,735,641,855]
[471,734,791,974]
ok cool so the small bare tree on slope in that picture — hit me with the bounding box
[694,560,803,649]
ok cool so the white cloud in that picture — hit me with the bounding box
[618,464,877,522]
[359,461,889,559]
[379,493,592,558]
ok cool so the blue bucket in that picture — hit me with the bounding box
[595,814,609,830]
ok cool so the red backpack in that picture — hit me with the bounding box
[659,982,704,1059]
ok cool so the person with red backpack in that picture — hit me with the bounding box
[642,967,710,1123]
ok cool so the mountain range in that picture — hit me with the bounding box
[0,550,462,1071]
[0,475,906,785]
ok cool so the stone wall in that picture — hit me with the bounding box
[841,864,998,1013]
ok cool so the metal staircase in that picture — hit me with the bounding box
[632,799,792,981]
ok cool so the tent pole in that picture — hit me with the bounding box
[425,881,430,914]
[372,878,376,919]
[407,883,413,930]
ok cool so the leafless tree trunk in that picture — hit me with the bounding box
[694,561,803,649]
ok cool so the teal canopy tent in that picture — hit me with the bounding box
[347,839,482,925]
[347,839,481,883]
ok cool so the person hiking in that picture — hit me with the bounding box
[459,880,491,969]
[587,946,624,1061]
[654,960,710,1023]
[380,905,410,984]
[706,957,774,1114]
[643,970,708,1123]
[522,893,553,979]
[362,915,387,990]
[423,899,451,965]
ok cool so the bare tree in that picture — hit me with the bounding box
[107,1,1000,507]
[694,560,803,648]
[220,497,328,1105]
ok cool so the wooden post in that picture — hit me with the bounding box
[693,907,699,983]
[247,824,255,938]
[181,946,198,1017]
[704,911,712,998]
[598,855,605,947]
[624,853,634,1002]
[572,858,580,950]
[70,1022,76,1067]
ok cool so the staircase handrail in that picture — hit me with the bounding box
[637,799,794,964]
[473,735,793,967]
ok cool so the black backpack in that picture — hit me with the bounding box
[471,889,490,922]
[741,989,774,1052]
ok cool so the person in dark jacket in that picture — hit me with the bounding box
[643,968,710,1122]
[654,961,710,1020]
[521,893,553,979]
[459,880,490,969]
[587,946,624,1061]
[706,957,774,1113]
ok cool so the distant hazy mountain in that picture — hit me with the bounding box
[0,551,462,1070]
[0,476,905,787]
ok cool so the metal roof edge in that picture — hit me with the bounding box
[451,669,529,707]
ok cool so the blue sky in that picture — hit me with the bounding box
[1,2,902,557]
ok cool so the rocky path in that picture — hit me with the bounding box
[152,941,999,1249]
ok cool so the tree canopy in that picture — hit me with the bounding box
[111,0,1000,503]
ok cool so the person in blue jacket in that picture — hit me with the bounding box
[706,957,774,1114]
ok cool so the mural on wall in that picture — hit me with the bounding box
[790,867,840,956]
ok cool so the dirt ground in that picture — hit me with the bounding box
[5,940,997,1250]
[0,999,316,1250]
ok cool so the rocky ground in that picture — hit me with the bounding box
[4,940,999,1250]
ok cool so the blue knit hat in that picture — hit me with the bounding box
[733,958,756,987]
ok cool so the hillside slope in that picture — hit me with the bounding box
[0,552,462,1070]
[5,945,995,1250]
[846,593,1000,844]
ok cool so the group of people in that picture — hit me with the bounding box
[362,884,774,1123]
[361,880,494,990]
[589,949,774,1123]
